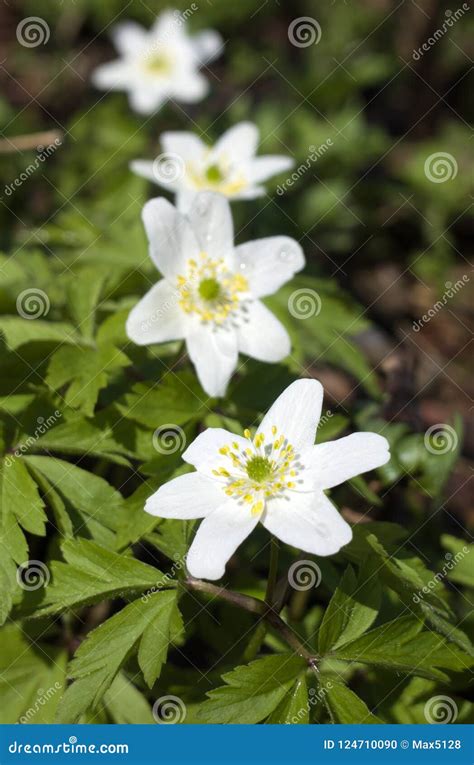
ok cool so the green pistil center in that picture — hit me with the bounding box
[246,456,273,483]
[199,277,221,301]
[205,164,225,184]
[145,53,170,74]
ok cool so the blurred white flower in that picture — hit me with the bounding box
[145,379,391,580]
[91,10,223,114]
[126,192,304,396]
[130,122,294,210]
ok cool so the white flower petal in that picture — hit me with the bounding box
[192,30,224,63]
[142,197,199,279]
[237,300,290,362]
[235,236,305,298]
[126,280,184,346]
[186,192,235,264]
[169,71,209,103]
[183,428,249,477]
[161,131,207,162]
[91,61,133,90]
[186,325,238,397]
[130,160,177,189]
[145,472,225,519]
[257,379,323,450]
[312,432,391,490]
[243,155,294,184]
[129,86,168,114]
[111,22,147,56]
[214,122,259,162]
[186,501,259,579]
[262,492,352,556]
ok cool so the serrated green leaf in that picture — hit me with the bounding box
[23,538,168,617]
[197,654,306,724]
[324,679,383,723]
[318,563,381,654]
[138,589,183,687]
[266,675,309,723]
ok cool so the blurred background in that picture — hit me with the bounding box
[1,0,472,524]
[0,0,473,724]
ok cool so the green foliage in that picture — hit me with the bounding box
[0,0,471,727]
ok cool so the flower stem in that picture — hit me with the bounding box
[265,535,279,607]
[184,577,318,666]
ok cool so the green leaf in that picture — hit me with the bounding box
[138,590,184,687]
[57,591,181,722]
[197,654,306,724]
[441,535,474,588]
[324,680,383,723]
[46,343,129,416]
[116,371,207,428]
[332,616,473,681]
[23,538,168,617]
[33,414,132,465]
[0,624,66,723]
[266,676,309,723]
[24,455,124,547]
[0,317,81,350]
[67,265,109,340]
[103,672,155,724]
[318,563,381,654]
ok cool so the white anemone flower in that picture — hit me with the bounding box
[126,192,304,397]
[91,10,223,114]
[145,379,391,580]
[130,122,294,210]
